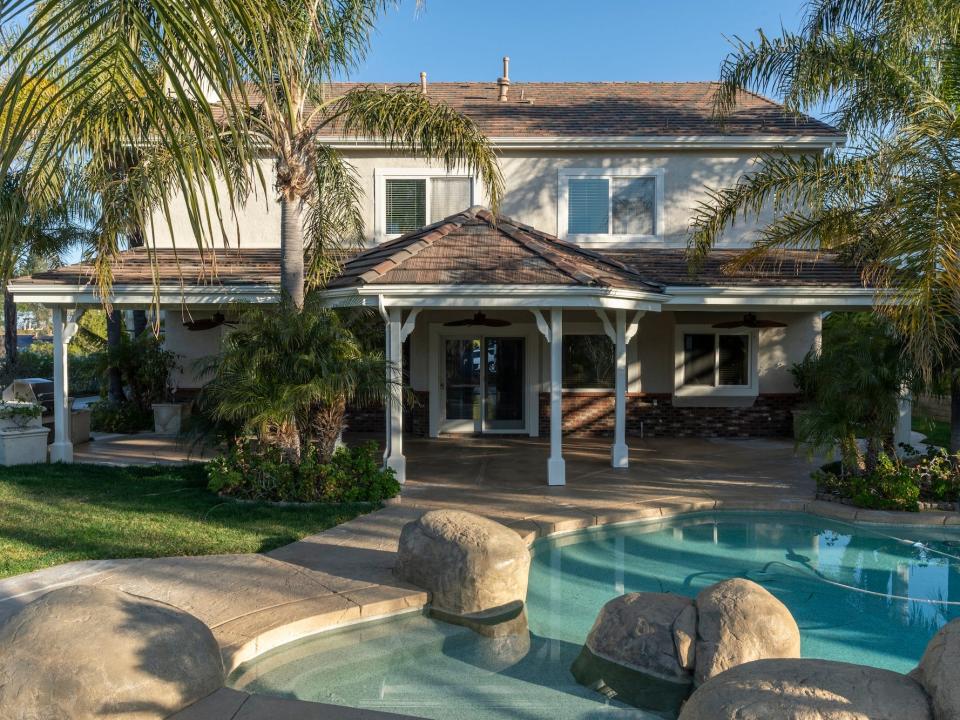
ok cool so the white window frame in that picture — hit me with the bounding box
[673,325,759,398]
[558,167,665,247]
[375,168,475,243]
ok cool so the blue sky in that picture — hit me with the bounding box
[350,0,808,85]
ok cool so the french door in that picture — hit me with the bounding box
[441,336,525,433]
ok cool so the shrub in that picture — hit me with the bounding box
[207,441,399,504]
[848,453,920,511]
[90,400,153,433]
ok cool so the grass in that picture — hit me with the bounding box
[913,415,950,448]
[0,462,375,579]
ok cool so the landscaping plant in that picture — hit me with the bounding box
[200,295,399,502]
[795,314,913,474]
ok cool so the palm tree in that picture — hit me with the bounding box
[0,0,290,276]
[229,0,504,306]
[0,170,88,366]
[201,295,392,463]
[688,0,960,449]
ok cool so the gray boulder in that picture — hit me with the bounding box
[0,585,224,720]
[910,618,960,720]
[679,658,933,720]
[694,578,800,684]
[395,509,530,617]
[570,592,696,715]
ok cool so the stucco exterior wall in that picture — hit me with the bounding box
[147,147,798,250]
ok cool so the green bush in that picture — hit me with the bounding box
[90,400,153,433]
[848,454,920,511]
[207,441,399,504]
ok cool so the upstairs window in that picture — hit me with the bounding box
[380,172,472,239]
[559,169,663,246]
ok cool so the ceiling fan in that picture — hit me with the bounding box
[183,312,239,332]
[443,312,511,328]
[712,313,787,329]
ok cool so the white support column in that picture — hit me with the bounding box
[612,309,629,468]
[50,306,72,463]
[385,307,406,483]
[548,308,565,486]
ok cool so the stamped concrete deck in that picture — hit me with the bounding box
[2,435,957,719]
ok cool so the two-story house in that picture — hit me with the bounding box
[10,75,875,483]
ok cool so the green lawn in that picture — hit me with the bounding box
[913,415,950,448]
[0,463,375,579]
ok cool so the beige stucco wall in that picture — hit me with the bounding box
[147,147,796,250]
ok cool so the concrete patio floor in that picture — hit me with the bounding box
[3,434,958,719]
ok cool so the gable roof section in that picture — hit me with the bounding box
[328,207,662,292]
[243,82,841,140]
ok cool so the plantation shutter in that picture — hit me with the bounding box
[430,178,472,223]
[385,179,426,234]
[568,178,609,234]
[718,335,749,385]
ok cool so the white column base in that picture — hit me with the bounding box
[548,457,566,486]
[50,441,74,464]
[386,455,406,484]
[612,442,629,469]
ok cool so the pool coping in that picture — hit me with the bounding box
[173,496,960,719]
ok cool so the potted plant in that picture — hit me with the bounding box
[0,401,48,464]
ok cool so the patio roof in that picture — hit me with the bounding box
[328,206,662,291]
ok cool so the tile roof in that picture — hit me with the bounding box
[327,207,662,291]
[244,82,840,138]
[605,249,867,287]
[11,225,866,292]
[13,248,280,287]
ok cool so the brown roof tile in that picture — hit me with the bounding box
[327,207,663,291]
[241,82,840,138]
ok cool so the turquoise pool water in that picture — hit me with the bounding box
[231,512,960,719]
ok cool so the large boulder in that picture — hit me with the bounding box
[571,592,697,715]
[910,618,960,720]
[0,585,224,720]
[395,509,530,617]
[694,578,800,684]
[679,658,933,720]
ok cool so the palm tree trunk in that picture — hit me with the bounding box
[311,396,346,463]
[280,196,305,309]
[951,373,960,453]
[129,226,148,336]
[106,309,126,403]
[3,287,17,367]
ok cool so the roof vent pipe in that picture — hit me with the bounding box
[497,56,510,101]
[420,71,427,94]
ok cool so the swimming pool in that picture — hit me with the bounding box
[230,511,960,719]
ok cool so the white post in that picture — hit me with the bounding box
[612,309,629,468]
[385,307,405,483]
[50,306,72,463]
[548,308,565,486]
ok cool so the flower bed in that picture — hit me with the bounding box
[207,440,399,504]
[813,447,960,512]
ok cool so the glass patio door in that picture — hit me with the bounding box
[442,336,524,433]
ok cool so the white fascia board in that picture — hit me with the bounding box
[321,285,667,312]
[9,283,280,307]
[663,285,878,309]
[314,134,846,151]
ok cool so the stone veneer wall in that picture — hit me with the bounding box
[345,390,429,437]
[538,392,801,439]
[348,390,799,439]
